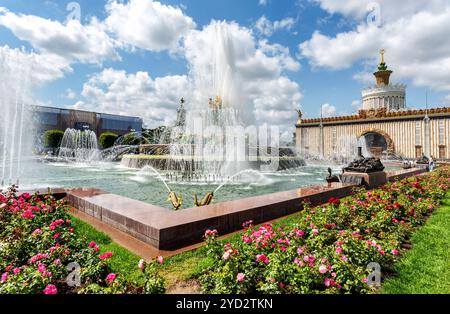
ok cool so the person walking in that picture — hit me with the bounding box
[429,155,435,171]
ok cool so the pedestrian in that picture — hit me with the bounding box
[429,155,435,171]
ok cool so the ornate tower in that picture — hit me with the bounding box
[175,97,186,127]
[361,49,406,112]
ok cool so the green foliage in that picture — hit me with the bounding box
[99,132,118,149]
[199,168,450,294]
[43,130,64,148]
[0,186,166,294]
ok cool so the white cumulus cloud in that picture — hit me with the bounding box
[300,3,450,92]
[254,15,296,37]
[104,0,196,52]
[78,68,190,128]
[0,7,119,65]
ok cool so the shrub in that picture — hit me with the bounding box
[0,186,165,294]
[99,132,118,149]
[199,168,450,294]
[43,130,64,148]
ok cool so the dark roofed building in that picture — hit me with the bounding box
[32,105,143,136]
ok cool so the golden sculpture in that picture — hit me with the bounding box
[208,96,223,109]
[295,108,303,125]
[194,192,214,207]
[168,191,182,210]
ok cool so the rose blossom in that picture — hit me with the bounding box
[38,263,46,273]
[156,256,164,264]
[223,251,231,261]
[1,273,8,282]
[138,259,145,270]
[106,273,117,283]
[42,271,52,278]
[32,229,42,236]
[318,264,328,274]
[13,268,21,275]
[43,284,58,294]
[99,252,113,260]
[256,254,269,265]
[237,273,246,282]
[21,210,34,219]
[391,249,399,255]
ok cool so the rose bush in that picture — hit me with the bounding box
[0,186,165,294]
[200,167,450,294]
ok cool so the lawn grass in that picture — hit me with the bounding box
[382,191,450,294]
[69,189,450,294]
[70,216,145,284]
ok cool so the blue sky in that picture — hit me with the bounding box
[0,0,449,133]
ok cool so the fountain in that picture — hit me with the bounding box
[119,22,305,182]
[0,47,35,188]
[57,129,100,163]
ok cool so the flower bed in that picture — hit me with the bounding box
[0,186,165,294]
[200,167,450,294]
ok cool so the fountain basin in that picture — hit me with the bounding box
[121,154,306,171]
[66,182,356,249]
[24,167,427,250]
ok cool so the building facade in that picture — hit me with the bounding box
[33,106,143,136]
[295,51,450,160]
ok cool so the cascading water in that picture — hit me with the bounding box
[163,21,249,180]
[0,47,34,187]
[58,129,100,163]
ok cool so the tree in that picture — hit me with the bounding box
[99,132,118,149]
[43,130,64,148]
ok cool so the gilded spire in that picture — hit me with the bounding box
[377,48,388,72]
[380,48,385,64]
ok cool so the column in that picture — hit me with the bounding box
[424,115,431,158]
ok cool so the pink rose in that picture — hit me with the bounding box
[38,263,46,273]
[391,249,399,255]
[42,271,52,278]
[236,273,246,282]
[21,210,34,219]
[318,264,328,274]
[106,273,117,283]
[138,259,145,270]
[32,229,42,236]
[156,256,164,264]
[335,246,343,254]
[43,284,58,295]
[13,268,21,275]
[99,252,113,260]
[223,251,231,261]
[1,273,8,282]
[256,254,269,265]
